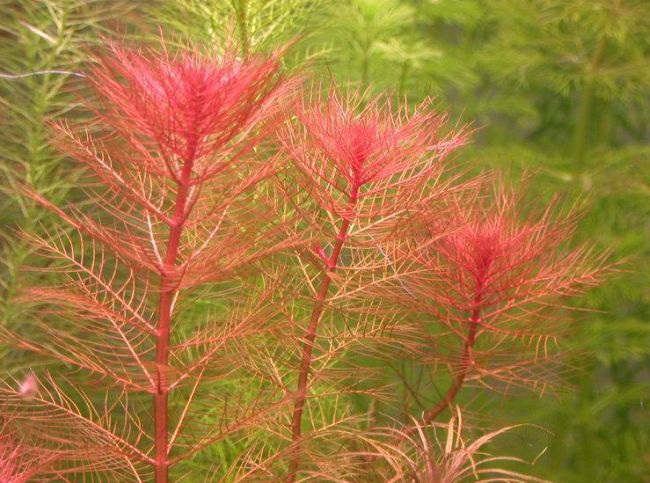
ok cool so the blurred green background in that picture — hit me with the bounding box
[1,1,648,481]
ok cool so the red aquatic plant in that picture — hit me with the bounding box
[0,39,607,482]
[383,181,606,427]
[276,87,467,481]
[364,409,546,482]
[0,41,295,481]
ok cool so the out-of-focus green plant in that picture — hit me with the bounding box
[150,0,319,58]
[0,0,140,366]
[305,0,417,89]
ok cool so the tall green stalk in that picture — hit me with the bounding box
[572,35,607,174]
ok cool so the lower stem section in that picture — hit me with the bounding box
[423,314,478,424]
[154,391,169,482]
[154,287,174,483]
[153,172,191,482]
[422,306,480,425]
[287,189,357,482]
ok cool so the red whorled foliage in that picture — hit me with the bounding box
[362,409,548,482]
[383,181,606,425]
[88,42,287,181]
[0,39,607,483]
[274,87,468,481]
[294,88,449,186]
[0,417,56,483]
[278,88,466,222]
[0,41,297,482]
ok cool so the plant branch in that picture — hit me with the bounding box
[572,34,607,174]
[286,184,359,482]
[421,305,480,425]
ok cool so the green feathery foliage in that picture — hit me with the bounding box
[150,0,320,58]
[0,0,141,367]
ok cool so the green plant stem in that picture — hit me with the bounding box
[235,0,250,55]
[359,31,372,89]
[398,60,410,98]
[572,35,607,174]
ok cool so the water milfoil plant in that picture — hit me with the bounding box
[276,87,467,480]
[0,41,293,481]
[0,39,607,482]
[375,182,607,428]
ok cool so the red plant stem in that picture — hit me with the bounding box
[421,304,480,424]
[394,298,482,445]
[423,282,484,425]
[287,185,359,483]
[154,158,194,483]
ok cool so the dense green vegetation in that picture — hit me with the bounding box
[1,1,648,480]
[0,0,142,371]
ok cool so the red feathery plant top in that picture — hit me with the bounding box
[280,88,465,221]
[278,87,467,481]
[0,41,295,482]
[88,43,285,181]
[386,181,606,428]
